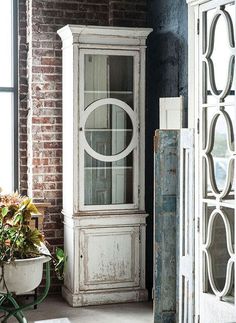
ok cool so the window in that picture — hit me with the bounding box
[0,0,18,192]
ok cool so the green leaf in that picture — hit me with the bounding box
[56,247,64,260]
[2,207,9,217]
[13,214,23,224]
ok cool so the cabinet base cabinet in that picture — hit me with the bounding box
[62,213,148,307]
[62,286,148,307]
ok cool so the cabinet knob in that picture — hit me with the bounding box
[80,255,83,259]
[79,127,83,131]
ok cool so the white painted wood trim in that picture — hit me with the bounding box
[187,2,200,320]
[137,46,145,211]
[189,1,236,321]
[78,48,141,212]
[194,6,201,320]
[74,44,80,213]
[159,96,183,129]
[57,25,153,40]
[80,98,138,162]
[188,6,196,128]
[63,212,148,307]
[62,285,148,307]
[79,227,140,291]
[63,212,148,228]
[179,129,195,323]
[57,26,152,49]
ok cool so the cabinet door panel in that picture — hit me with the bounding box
[79,226,140,290]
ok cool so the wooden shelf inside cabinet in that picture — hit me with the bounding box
[84,91,133,94]
[85,129,132,131]
[84,166,133,169]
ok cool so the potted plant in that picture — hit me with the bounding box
[0,192,65,294]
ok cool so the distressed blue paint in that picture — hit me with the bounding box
[162,196,176,212]
[154,130,179,323]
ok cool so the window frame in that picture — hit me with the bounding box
[0,0,18,191]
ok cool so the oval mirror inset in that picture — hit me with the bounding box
[208,213,231,293]
[211,114,231,191]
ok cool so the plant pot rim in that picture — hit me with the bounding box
[2,255,50,266]
[1,244,51,266]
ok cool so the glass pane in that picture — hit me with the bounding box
[84,153,133,205]
[85,152,133,168]
[0,1,13,87]
[84,55,133,107]
[0,93,14,192]
[85,104,133,156]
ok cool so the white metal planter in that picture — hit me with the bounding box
[0,255,50,295]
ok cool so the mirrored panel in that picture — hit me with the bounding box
[211,114,231,191]
[208,213,230,291]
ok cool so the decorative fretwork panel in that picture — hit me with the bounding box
[200,1,236,304]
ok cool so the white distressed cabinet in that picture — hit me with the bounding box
[57,25,152,306]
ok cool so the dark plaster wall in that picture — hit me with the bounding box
[145,0,188,294]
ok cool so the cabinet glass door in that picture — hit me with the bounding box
[80,52,139,209]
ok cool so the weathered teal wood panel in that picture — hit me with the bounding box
[154,130,179,323]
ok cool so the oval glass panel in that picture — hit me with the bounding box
[208,212,230,292]
[211,114,231,191]
[85,104,133,156]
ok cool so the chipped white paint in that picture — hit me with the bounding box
[62,213,148,307]
[79,226,140,290]
[159,96,183,129]
[58,25,151,306]
[179,129,195,323]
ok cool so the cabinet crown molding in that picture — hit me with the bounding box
[57,25,153,47]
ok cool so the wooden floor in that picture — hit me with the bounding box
[8,295,153,323]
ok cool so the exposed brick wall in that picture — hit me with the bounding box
[109,0,147,26]
[19,0,147,292]
[19,0,28,195]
